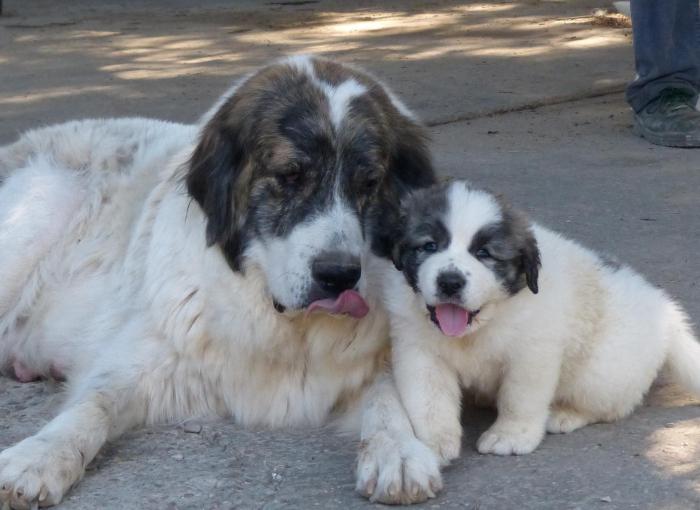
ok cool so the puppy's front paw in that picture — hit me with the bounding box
[0,436,83,509]
[476,422,544,456]
[422,428,462,465]
[356,432,442,505]
[546,408,590,434]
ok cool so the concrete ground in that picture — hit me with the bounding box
[1,1,698,508]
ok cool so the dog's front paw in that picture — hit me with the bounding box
[356,432,442,505]
[476,422,544,456]
[0,436,83,509]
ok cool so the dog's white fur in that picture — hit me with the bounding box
[384,181,700,462]
[0,57,441,509]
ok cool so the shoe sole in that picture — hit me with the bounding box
[633,119,700,148]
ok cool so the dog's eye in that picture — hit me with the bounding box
[476,247,491,259]
[420,241,438,253]
[365,177,380,191]
[276,164,303,186]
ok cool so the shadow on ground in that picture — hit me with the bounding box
[0,0,632,142]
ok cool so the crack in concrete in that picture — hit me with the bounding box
[425,83,628,127]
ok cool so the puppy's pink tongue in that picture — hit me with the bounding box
[435,304,470,337]
[307,290,369,319]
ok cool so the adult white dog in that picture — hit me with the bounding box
[384,180,700,463]
[0,56,442,509]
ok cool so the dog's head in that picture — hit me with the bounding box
[392,180,540,337]
[186,55,435,315]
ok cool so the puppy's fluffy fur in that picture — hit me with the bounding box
[0,56,442,508]
[384,180,700,461]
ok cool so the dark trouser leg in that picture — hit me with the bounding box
[626,0,700,112]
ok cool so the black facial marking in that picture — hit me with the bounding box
[468,199,540,295]
[391,183,451,291]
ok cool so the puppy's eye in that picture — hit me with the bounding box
[476,247,491,259]
[420,241,438,253]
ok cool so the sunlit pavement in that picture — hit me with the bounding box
[1,1,698,508]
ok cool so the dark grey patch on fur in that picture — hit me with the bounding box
[186,57,435,272]
[469,195,540,295]
[392,182,451,291]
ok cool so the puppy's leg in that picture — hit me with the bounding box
[477,351,559,456]
[0,368,144,509]
[546,406,593,434]
[355,372,442,505]
[393,343,462,465]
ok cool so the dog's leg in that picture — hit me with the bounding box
[476,350,560,456]
[0,365,144,509]
[355,372,443,505]
[392,342,462,465]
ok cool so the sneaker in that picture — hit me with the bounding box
[633,88,700,147]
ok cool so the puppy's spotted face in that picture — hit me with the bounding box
[187,56,435,314]
[393,181,540,337]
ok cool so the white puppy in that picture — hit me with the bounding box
[383,180,700,461]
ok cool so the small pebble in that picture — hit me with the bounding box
[600,496,612,503]
[183,422,203,434]
[172,453,184,461]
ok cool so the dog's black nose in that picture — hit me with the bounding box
[437,271,466,297]
[312,252,361,294]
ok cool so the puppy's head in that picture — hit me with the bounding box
[392,181,540,337]
[186,55,435,315]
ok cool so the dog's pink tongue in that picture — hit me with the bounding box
[307,290,369,319]
[435,304,470,337]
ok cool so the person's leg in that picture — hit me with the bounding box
[627,0,700,147]
[626,0,700,112]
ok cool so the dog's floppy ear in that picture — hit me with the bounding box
[371,117,436,261]
[391,236,406,271]
[520,233,541,294]
[388,118,436,194]
[186,118,248,271]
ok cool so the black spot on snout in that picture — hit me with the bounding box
[311,252,362,295]
[437,271,466,298]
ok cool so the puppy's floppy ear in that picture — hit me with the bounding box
[496,193,541,295]
[186,118,248,271]
[520,233,541,294]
